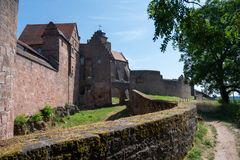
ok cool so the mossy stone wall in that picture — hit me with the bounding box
[0,105,197,160]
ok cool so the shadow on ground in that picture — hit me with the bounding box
[106,108,130,121]
[196,102,239,128]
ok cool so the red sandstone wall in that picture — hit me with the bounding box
[14,37,79,116]
[68,27,80,105]
[130,70,191,99]
[0,0,18,139]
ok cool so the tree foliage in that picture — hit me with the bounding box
[148,0,240,103]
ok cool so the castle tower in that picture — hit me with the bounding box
[90,30,112,52]
[41,22,61,69]
[0,0,19,139]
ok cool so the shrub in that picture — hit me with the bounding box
[14,114,29,125]
[30,112,43,122]
[41,105,54,119]
[221,103,240,127]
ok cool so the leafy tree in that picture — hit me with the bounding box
[148,0,240,104]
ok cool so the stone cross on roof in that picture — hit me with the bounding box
[98,25,102,31]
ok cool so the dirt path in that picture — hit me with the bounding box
[210,121,239,160]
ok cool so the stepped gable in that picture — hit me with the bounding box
[19,23,76,45]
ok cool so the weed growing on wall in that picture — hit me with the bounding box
[29,112,43,122]
[41,105,54,121]
[14,114,29,125]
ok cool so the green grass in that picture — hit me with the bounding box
[188,96,195,100]
[231,100,240,105]
[149,95,181,101]
[195,122,207,141]
[112,97,120,105]
[56,105,126,128]
[186,147,201,160]
[185,122,215,160]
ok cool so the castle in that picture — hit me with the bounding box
[13,22,132,115]
[0,0,191,139]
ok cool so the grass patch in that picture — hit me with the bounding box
[112,97,119,105]
[185,122,216,160]
[56,105,126,128]
[149,95,181,101]
[186,147,201,160]
[195,122,207,141]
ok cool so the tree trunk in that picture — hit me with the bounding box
[220,88,229,104]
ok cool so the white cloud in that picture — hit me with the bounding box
[113,28,148,41]
[88,16,115,21]
[119,0,136,4]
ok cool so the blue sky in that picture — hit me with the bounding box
[17,0,183,79]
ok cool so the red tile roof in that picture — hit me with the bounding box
[19,23,76,45]
[112,51,128,62]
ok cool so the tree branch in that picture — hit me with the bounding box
[228,90,240,94]
[184,0,203,7]
[227,88,240,94]
[226,84,240,89]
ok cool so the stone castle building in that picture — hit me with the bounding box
[79,30,130,107]
[15,22,131,113]
[15,21,191,115]
[0,0,191,139]
[16,22,80,115]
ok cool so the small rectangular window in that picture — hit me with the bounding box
[80,57,84,65]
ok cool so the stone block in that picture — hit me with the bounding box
[0,112,8,124]
[0,103,4,112]
[0,71,5,84]
[0,55,4,65]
